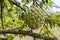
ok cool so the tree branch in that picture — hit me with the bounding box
[1,0,4,29]
[12,1,26,12]
[0,29,57,40]
[0,37,8,40]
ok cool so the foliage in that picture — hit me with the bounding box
[0,0,60,40]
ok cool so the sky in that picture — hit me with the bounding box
[17,0,60,12]
[52,0,60,6]
[51,0,60,12]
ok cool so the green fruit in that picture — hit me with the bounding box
[24,6,43,29]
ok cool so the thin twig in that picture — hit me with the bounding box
[12,1,26,12]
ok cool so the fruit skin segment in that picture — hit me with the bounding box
[24,7,43,29]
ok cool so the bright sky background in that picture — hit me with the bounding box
[17,0,60,12]
[52,0,60,6]
[51,0,60,12]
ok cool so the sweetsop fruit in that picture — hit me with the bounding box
[24,6,44,29]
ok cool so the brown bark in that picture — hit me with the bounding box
[0,29,57,40]
[33,0,37,6]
